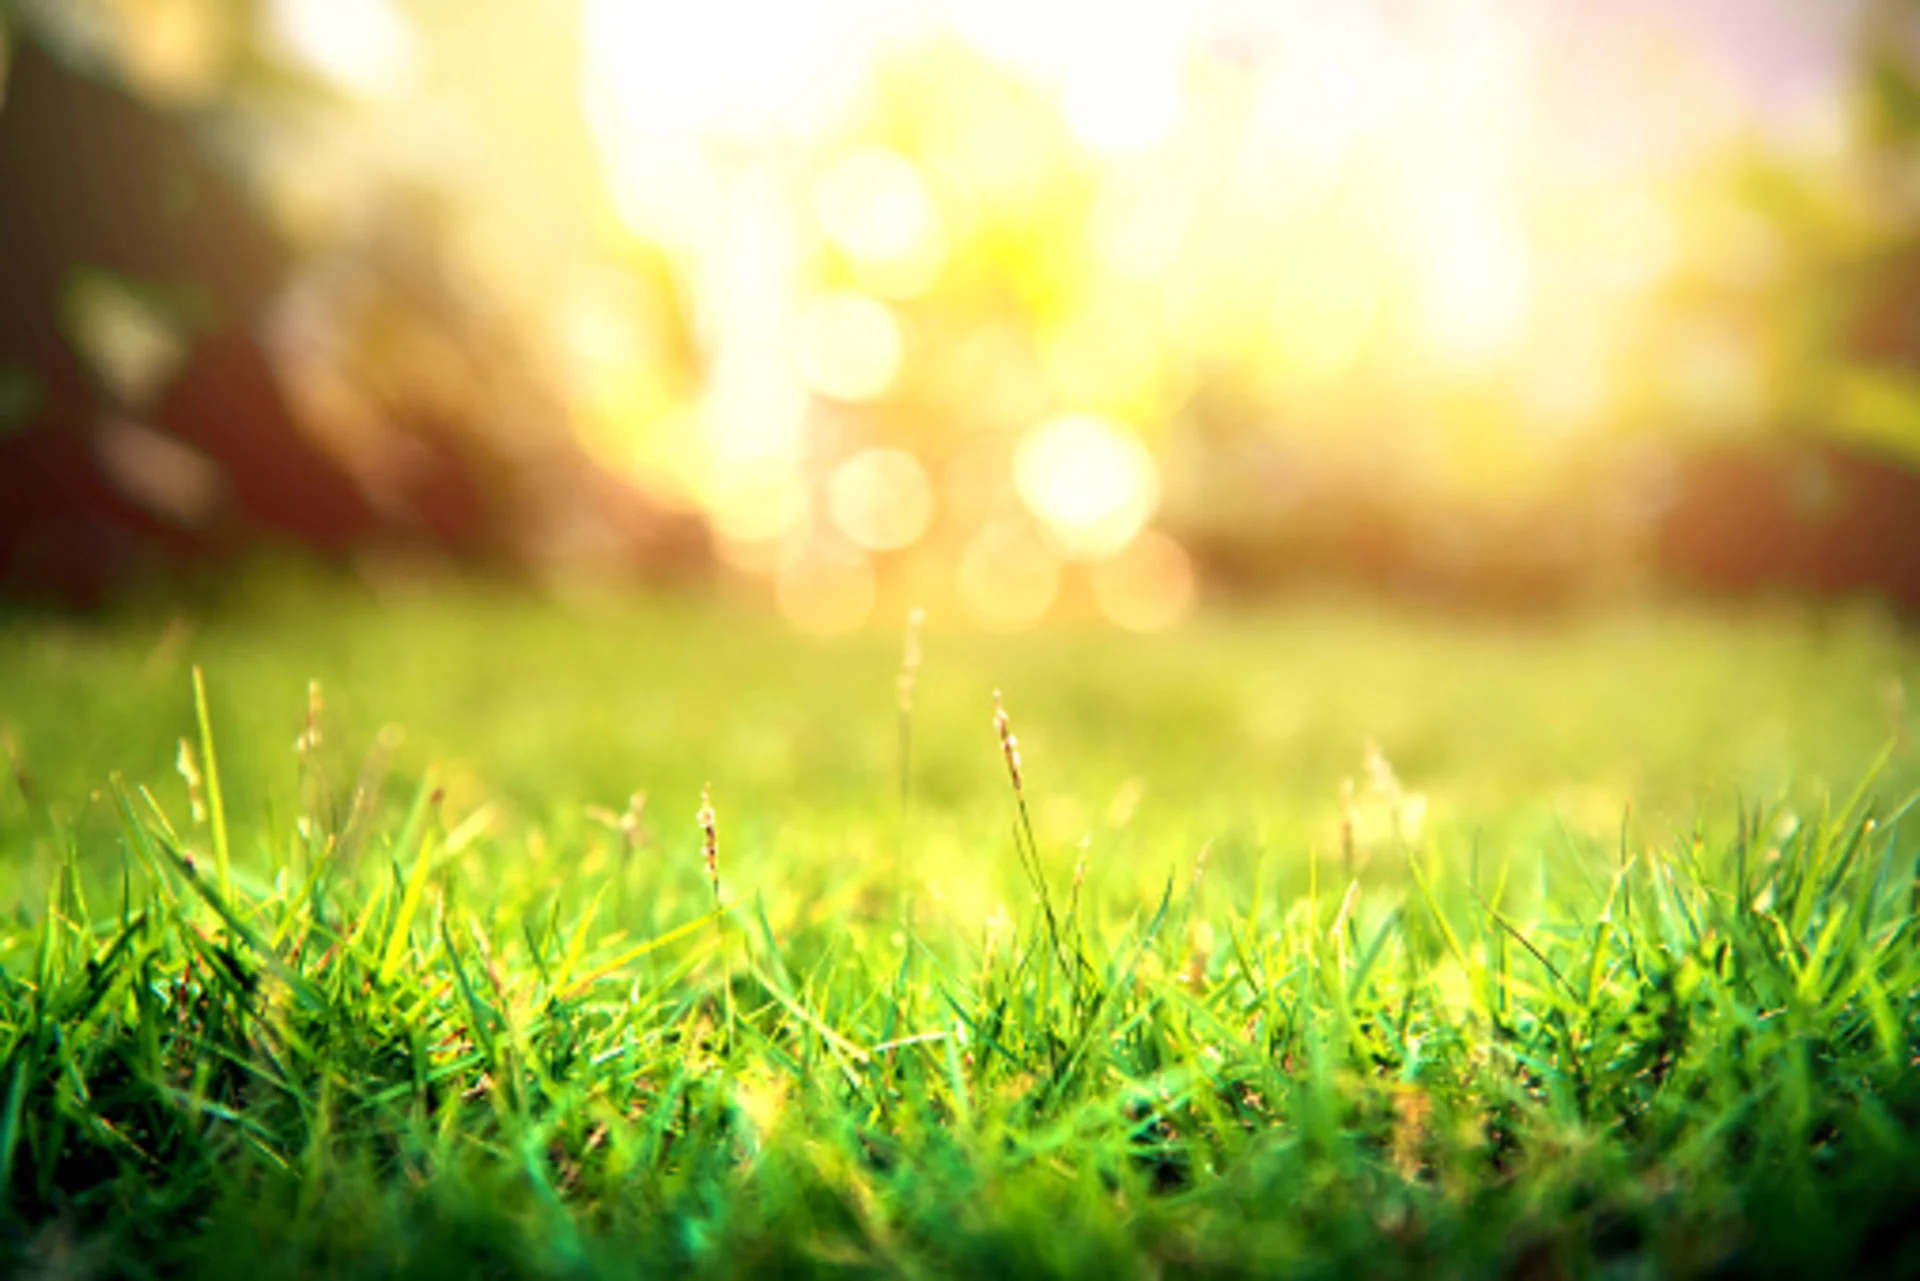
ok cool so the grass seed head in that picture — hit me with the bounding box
[993,689,1024,795]
[296,678,324,756]
[1363,739,1399,797]
[176,738,207,824]
[697,786,720,899]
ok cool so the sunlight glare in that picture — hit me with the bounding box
[1062,4,1190,157]
[1270,245,1385,381]
[266,0,416,96]
[1414,192,1534,369]
[582,0,853,142]
[1061,44,1183,157]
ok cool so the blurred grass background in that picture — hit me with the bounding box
[5,587,1914,919]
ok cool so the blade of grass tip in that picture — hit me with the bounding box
[1348,906,1401,1001]
[440,916,500,1059]
[59,828,88,932]
[943,1019,973,1130]
[1857,968,1905,1071]
[1407,849,1472,978]
[1584,862,1629,1012]
[1795,749,1892,934]
[1472,888,1581,1010]
[191,667,231,904]
[63,912,147,1025]
[559,907,724,999]
[378,831,439,987]
[34,856,63,992]
[746,960,871,1083]
[153,829,319,1007]
[1848,806,1908,962]
[550,886,607,994]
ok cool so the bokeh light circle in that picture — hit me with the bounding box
[794,292,902,403]
[1014,413,1160,559]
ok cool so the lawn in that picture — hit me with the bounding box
[0,583,1916,1277]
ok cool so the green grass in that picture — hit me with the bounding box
[0,584,1917,1277]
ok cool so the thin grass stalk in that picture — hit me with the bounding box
[698,785,735,1053]
[993,690,1074,989]
[190,667,231,905]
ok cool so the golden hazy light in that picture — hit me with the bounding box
[1015,413,1161,559]
[704,360,810,463]
[827,449,936,552]
[814,147,948,298]
[794,292,903,403]
[1414,194,1534,368]
[1090,174,1193,280]
[957,520,1062,632]
[1091,530,1196,632]
[1270,248,1384,381]
[114,0,228,102]
[776,541,877,635]
[705,456,806,548]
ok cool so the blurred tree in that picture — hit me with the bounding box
[1829,0,1920,465]
[0,21,375,604]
